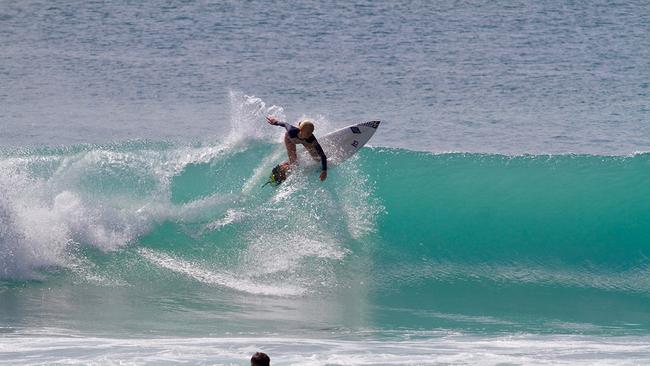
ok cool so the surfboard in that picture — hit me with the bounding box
[318,120,381,165]
[265,120,380,186]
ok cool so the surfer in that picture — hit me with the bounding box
[266,116,328,181]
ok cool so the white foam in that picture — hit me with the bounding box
[138,248,305,296]
[335,157,385,239]
[0,92,287,280]
[241,148,285,195]
[2,333,650,365]
[228,91,286,144]
[205,208,246,231]
[0,154,154,278]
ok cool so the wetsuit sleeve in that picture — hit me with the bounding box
[273,121,297,134]
[314,141,327,171]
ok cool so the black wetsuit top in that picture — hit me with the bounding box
[274,122,327,171]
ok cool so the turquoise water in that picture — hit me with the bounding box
[2,0,650,364]
[2,137,650,332]
[2,109,650,362]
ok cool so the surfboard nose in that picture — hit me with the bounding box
[362,120,381,129]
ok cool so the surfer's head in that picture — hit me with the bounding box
[298,119,315,139]
[251,352,270,366]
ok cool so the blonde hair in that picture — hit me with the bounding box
[298,119,315,134]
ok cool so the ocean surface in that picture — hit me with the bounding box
[1,1,650,365]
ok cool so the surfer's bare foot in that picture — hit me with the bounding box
[320,171,327,181]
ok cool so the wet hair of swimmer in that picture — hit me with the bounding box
[251,352,270,366]
[298,119,315,138]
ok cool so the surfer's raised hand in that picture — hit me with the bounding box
[266,116,279,125]
[320,170,327,181]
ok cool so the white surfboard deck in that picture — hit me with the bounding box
[318,120,381,165]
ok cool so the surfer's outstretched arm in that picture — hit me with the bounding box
[266,116,291,130]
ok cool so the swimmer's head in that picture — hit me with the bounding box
[298,119,315,139]
[251,352,270,366]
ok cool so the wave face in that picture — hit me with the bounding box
[1,97,650,336]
